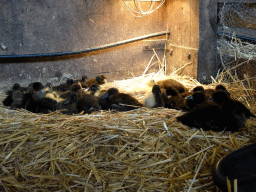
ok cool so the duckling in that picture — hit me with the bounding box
[3,83,30,107]
[2,94,13,107]
[165,87,188,110]
[96,74,107,85]
[58,82,83,99]
[87,83,107,97]
[156,79,187,93]
[210,90,255,131]
[56,93,79,114]
[81,75,107,88]
[23,92,57,113]
[185,91,208,110]
[53,78,74,92]
[176,98,225,132]
[74,75,88,83]
[215,84,230,96]
[143,85,166,108]
[44,83,64,102]
[11,91,24,109]
[32,82,52,101]
[76,93,101,114]
[99,88,143,111]
[211,90,254,118]
[9,83,30,93]
[31,82,44,92]
[191,86,214,98]
[57,92,101,114]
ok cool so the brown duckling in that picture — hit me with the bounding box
[75,75,88,83]
[81,75,107,88]
[56,93,79,115]
[165,87,188,110]
[87,83,107,97]
[76,93,101,114]
[58,82,83,99]
[53,78,75,92]
[156,79,187,93]
[57,92,101,114]
[99,87,143,111]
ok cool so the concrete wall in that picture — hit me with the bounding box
[0,0,169,85]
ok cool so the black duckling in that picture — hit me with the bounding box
[211,90,255,118]
[176,95,225,132]
[191,86,214,99]
[156,79,187,93]
[192,86,214,94]
[210,90,255,132]
[23,92,57,113]
[215,84,230,96]
[11,90,24,109]
[30,82,44,92]
[185,91,208,110]
[99,87,143,111]
[2,94,13,107]
[143,85,166,108]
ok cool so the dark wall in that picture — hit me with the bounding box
[0,0,169,84]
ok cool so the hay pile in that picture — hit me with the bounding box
[0,72,256,192]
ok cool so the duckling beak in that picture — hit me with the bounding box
[64,97,72,105]
[101,92,109,99]
[185,95,194,101]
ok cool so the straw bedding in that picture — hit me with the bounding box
[0,72,256,192]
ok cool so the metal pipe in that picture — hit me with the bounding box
[0,30,170,63]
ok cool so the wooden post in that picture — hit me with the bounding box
[197,0,221,84]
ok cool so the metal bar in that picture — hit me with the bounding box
[0,30,170,63]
